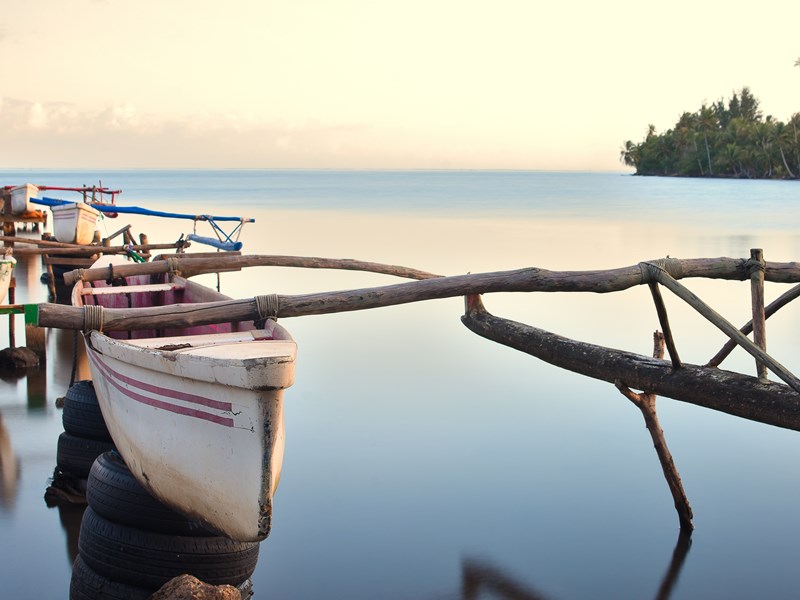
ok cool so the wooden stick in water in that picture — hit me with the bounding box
[616,331,693,532]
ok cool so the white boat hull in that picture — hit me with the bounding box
[74,257,296,542]
[10,183,38,214]
[52,202,100,244]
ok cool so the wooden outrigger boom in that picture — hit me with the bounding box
[33,249,800,532]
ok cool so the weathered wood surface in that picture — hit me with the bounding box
[63,254,442,285]
[460,295,800,432]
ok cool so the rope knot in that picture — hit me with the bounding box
[254,294,280,328]
[639,257,684,284]
[167,257,181,275]
[745,257,766,278]
[83,305,104,332]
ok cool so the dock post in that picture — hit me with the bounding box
[25,303,46,359]
[139,233,150,261]
[749,248,767,381]
[7,280,15,348]
[44,252,57,301]
[2,189,14,244]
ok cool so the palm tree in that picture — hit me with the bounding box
[789,113,800,177]
[620,140,638,168]
[696,105,718,175]
[775,122,797,178]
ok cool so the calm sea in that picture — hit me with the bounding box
[2,170,800,599]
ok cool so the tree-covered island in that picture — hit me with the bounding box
[620,87,799,179]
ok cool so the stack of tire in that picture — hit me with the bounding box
[57,380,116,481]
[58,381,259,598]
[71,451,259,599]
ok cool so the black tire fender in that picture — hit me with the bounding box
[87,451,214,536]
[62,380,112,442]
[70,555,151,600]
[78,508,260,590]
[56,433,115,479]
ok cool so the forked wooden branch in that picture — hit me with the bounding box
[615,331,694,532]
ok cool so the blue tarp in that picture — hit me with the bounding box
[32,197,254,223]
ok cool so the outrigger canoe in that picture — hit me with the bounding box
[71,256,296,542]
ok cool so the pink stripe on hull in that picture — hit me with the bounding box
[89,352,235,427]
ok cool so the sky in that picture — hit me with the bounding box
[1,0,799,171]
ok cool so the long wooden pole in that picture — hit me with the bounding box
[11,243,187,256]
[36,257,800,334]
[0,235,86,249]
[63,254,442,285]
[62,254,800,288]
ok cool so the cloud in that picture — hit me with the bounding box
[0,96,623,170]
[0,96,384,168]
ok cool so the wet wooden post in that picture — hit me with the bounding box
[24,305,46,358]
[139,233,150,260]
[749,248,767,381]
[43,249,57,300]
[2,189,14,246]
[7,280,15,348]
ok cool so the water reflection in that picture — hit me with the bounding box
[57,503,86,565]
[654,531,692,600]
[0,412,19,509]
[52,328,90,386]
[462,532,691,600]
[462,558,552,600]
[25,361,47,410]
